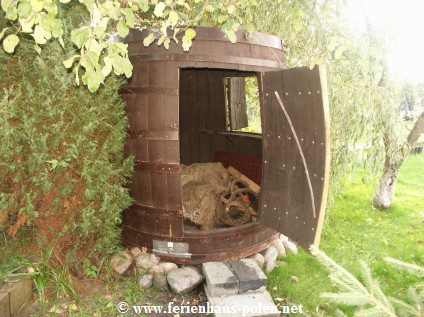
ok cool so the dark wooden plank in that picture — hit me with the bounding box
[125,60,149,87]
[148,61,165,87]
[199,133,213,162]
[197,70,209,131]
[130,170,153,206]
[259,66,330,249]
[208,71,227,130]
[151,172,168,209]
[128,130,178,140]
[163,62,180,89]
[134,162,180,173]
[147,94,165,130]
[123,93,149,131]
[120,86,179,95]
[124,139,148,161]
[188,70,200,163]
[228,77,248,130]
[124,27,284,50]
[179,69,191,165]
[211,134,228,154]
[251,45,285,68]
[121,222,278,265]
[148,140,165,163]
[166,173,183,210]
[122,205,183,237]
[130,53,283,69]
[164,95,179,130]
[164,140,180,164]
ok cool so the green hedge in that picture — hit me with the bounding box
[0,9,133,262]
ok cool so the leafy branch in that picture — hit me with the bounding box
[1,0,259,92]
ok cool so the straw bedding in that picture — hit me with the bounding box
[181,162,257,229]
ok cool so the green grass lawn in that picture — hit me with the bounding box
[267,154,424,316]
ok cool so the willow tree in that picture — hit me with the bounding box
[249,1,423,210]
[373,102,424,209]
[242,0,389,198]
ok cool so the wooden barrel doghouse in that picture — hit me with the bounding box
[120,27,331,264]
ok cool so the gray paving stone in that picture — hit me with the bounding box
[205,286,279,317]
[229,259,267,293]
[202,261,239,296]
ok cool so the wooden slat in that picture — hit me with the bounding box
[130,170,153,206]
[228,77,248,130]
[135,162,180,173]
[121,222,277,264]
[122,204,183,236]
[120,87,179,95]
[130,54,283,69]
[259,65,330,248]
[128,130,178,140]
[208,71,227,130]
[179,69,191,165]
[188,70,200,163]
[124,27,285,50]
[197,70,209,131]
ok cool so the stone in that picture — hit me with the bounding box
[0,276,33,316]
[263,246,278,263]
[229,259,267,293]
[282,240,298,254]
[272,240,287,257]
[205,287,279,317]
[265,261,276,273]
[138,274,153,289]
[0,291,10,317]
[153,273,168,289]
[279,234,288,241]
[135,253,160,269]
[263,247,278,273]
[110,251,134,275]
[202,261,239,296]
[157,262,178,276]
[249,253,265,267]
[167,266,205,294]
[149,265,163,275]
[130,247,143,258]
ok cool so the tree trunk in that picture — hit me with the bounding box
[373,111,424,209]
[372,158,401,209]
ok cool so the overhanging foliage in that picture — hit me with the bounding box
[0,0,259,92]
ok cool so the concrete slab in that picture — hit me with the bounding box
[202,261,239,296]
[0,291,10,317]
[205,287,279,317]
[0,277,32,316]
[229,259,267,293]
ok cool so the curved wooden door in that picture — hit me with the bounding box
[259,65,330,248]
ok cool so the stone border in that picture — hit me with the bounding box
[0,276,33,317]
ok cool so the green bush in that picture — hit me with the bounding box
[0,8,133,263]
